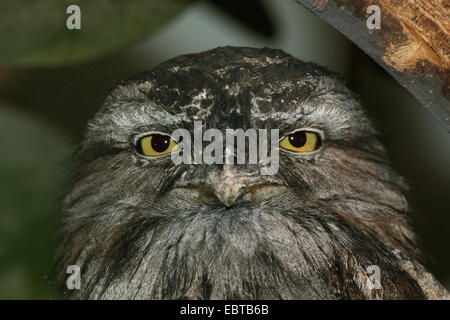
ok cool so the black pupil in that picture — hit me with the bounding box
[288,131,307,148]
[151,134,170,152]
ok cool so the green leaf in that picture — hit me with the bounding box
[0,0,191,67]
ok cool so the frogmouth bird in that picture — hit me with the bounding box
[56,46,449,300]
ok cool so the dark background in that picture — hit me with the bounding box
[0,0,448,298]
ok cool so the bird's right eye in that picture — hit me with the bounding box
[137,134,178,157]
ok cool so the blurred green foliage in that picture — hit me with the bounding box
[0,0,190,66]
[0,104,73,299]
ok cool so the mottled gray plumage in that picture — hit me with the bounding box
[56,47,449,299]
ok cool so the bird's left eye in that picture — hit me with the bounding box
[279,130,321,152]
[137,134,178,156]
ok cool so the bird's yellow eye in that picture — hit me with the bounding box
[138,134,178,156]
[279,130,321,152]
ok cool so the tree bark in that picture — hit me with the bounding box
[295,0,449,132]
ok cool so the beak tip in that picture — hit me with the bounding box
[221,196,237,208]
